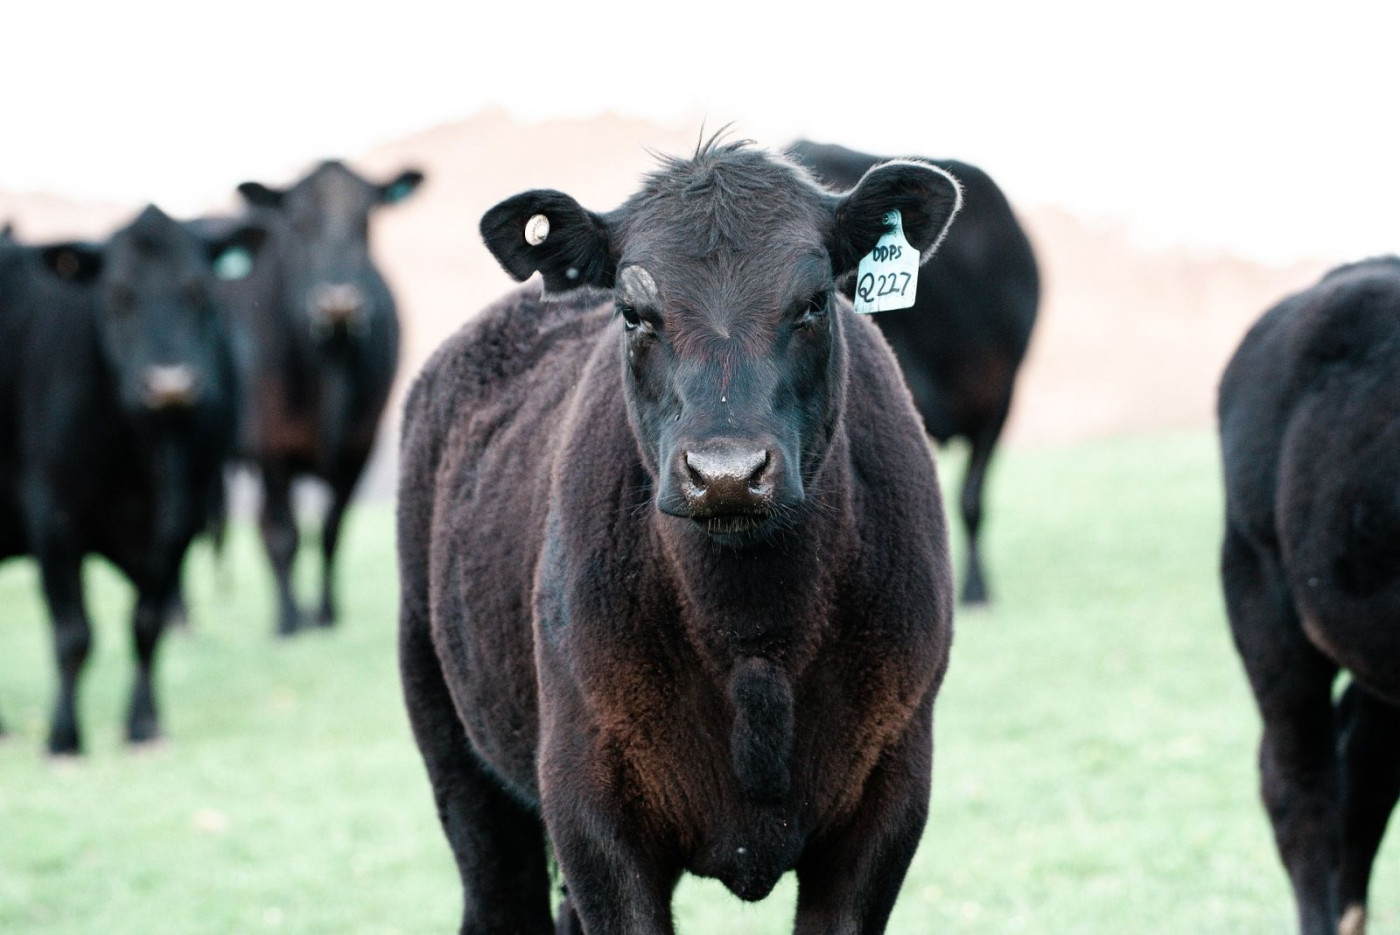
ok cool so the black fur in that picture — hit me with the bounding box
[217,160,424,634]
[403,141,957,933]
[0,208,259,753]
[1219,256,1400,935]
[790,140,1040,604]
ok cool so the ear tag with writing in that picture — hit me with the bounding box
[853,209,919,314]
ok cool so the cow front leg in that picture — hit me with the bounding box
[540,744,680,935]
[793,718,931,935]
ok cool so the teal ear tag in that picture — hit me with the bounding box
[213,247,254,282]
[853,209,920,314]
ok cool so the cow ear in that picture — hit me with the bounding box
[380,169,424,205]
[826,160,962,278]
[41,243,104,283]
[237,181,285,209]
[480,189,614,292]
[205,224,268,282]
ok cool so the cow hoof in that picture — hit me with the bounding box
[316,607,338,628]
[127,718,163,746]
[960,588,990,607]
[128,732,168,753]
[47,727,81,757]
[276,611,305,638]
[1340,905,1367,935]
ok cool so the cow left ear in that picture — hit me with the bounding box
[40,243,104,283]
[380,169,425,205]
[204,224,268,282]
[826,160,962,278]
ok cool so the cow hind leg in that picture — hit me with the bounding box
[1336,683,1400,935]
[400,623,553,935]
[958,410,1006,606]
[1223,523,1342,935]
[259,464,303,636]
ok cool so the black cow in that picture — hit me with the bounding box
[1219,257,1400,935]
[399,140,958,932]
[225,160,423,634]
[0,207,261,753]
[788,140,1039,604]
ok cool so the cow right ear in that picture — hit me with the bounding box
[480,190,614,292]
[40,243,104,283]
[237,181,285,209]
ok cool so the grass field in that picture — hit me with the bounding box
[0,430,1395,934]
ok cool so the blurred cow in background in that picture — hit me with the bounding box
[0,207,262,753]
[789,141,1039,605]
[223,161,423,635]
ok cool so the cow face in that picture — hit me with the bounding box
[482,141,960,545]
[42,206,264,418]
[238,161,423,345]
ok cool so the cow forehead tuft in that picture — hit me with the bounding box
[621,143,827,255]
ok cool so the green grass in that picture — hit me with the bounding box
[1,430,1395,933]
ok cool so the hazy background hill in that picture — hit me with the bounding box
[0,112,1334,498]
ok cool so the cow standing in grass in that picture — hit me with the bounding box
[399,141,959,933]
[1219,257,1400,935]
[0,208,261,753]
[789,140,1039,605]
[227,161,423,634]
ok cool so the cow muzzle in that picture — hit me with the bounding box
[142,364,200,411]
[678,440,779,534]
[310,283,369,338]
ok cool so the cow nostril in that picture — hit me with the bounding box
[747,451,772,492]
[685,454,709,492]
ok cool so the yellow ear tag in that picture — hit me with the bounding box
[853,209,919,314]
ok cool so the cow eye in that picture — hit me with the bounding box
[798,291,830,327]
[616,302,641,331]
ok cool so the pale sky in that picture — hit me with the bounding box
[5,0,1398,263]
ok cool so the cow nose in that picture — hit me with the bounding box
[312,283,367,326]
[143,364,200,410]
[682,443,775,514]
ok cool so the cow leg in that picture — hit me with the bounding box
[544,807,677,935]
[1223,523,1341,935]
[317,456,367,627]
[792,716,930,935]
[1336,684,1400,935]
[958,408,1007,606]
[554,894,582,935]
[126,590,167,744]
[259,463,303,636]
[400,621,554,935]
[35,545,92,755]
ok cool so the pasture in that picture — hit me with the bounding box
[0,430,1394,934]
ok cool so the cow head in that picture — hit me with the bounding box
[237,160,423,345]
[41,205,264,418]
[482,140,960,545]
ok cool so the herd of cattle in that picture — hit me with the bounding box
[0,136,1394,934]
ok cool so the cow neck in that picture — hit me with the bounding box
[655,427,854,670]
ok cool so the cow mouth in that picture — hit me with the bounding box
[695,513,767,536]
